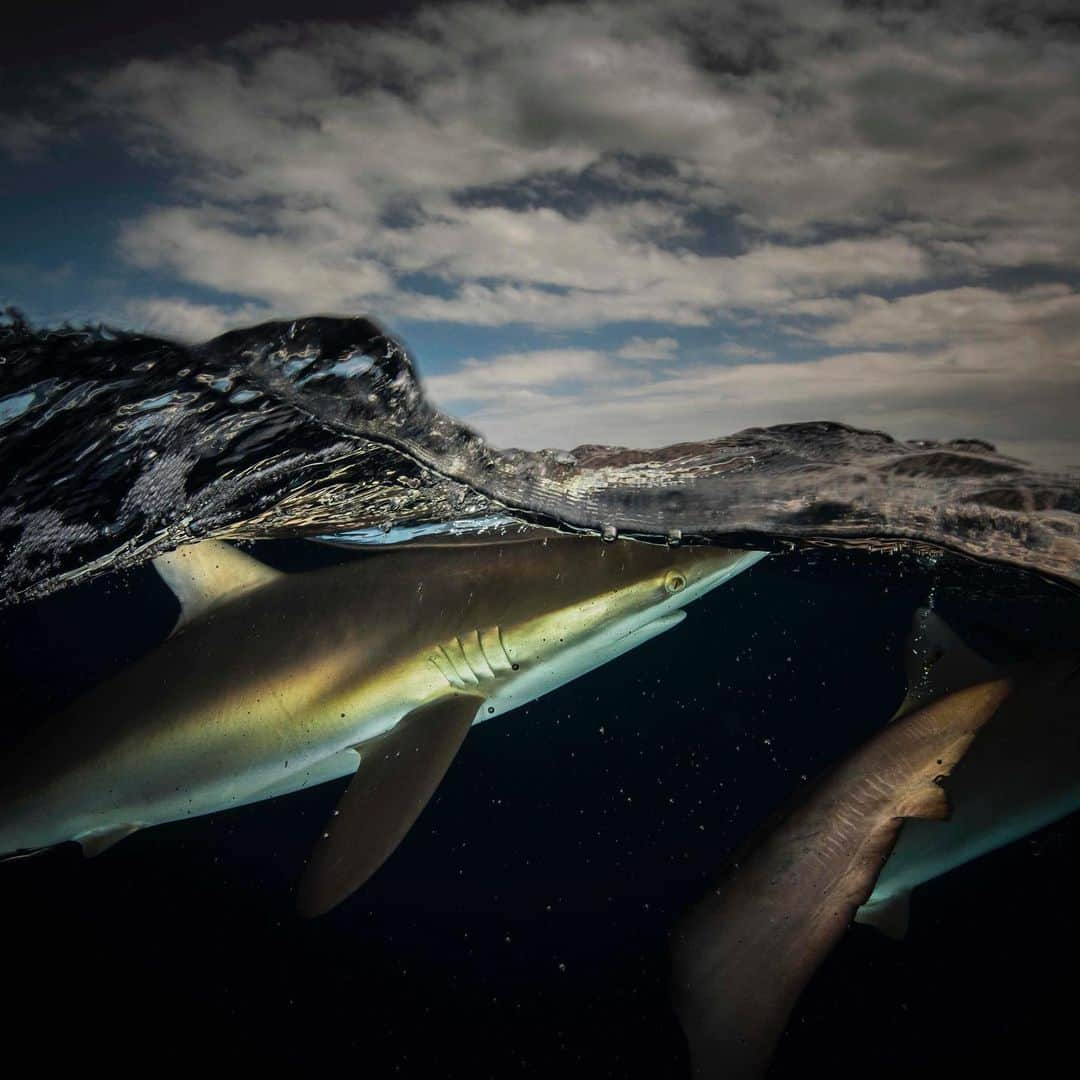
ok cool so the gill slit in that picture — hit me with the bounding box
[441,641,479,687]
[470,629,498,679]
[496,625,513,669]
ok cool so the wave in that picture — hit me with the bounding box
[1,311,1078,604]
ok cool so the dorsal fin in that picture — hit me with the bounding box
[153,540,282,634]
[892,608,998,721]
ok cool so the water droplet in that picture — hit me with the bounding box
[601,525,617,542]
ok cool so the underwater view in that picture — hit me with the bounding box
[2,313,1078,1077]
[3,1,1079,1076]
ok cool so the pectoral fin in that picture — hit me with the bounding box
[296,695,480,917]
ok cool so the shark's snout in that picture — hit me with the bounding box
[679,548,768,604]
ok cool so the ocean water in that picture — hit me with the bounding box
[1,313,1078,1076]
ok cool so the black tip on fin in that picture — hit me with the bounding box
[296,694,479,918]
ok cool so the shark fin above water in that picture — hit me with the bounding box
[671,676,1013,1080]
[153,539,282,633]
[296,694,481,918]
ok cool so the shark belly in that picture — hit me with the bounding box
[203,610,690,811]
[218,749,364,808]
[478,610,685,722]
[0,647,428,851]
[1,610,686,847]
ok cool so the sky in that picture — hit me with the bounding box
[3,0,1079,466]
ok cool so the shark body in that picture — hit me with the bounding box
[856,608,1080,937]
[670,604,1079,1076]
[672,664,1012,1078]
[0,531,764,913]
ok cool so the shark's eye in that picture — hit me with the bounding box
[664,571,687,594]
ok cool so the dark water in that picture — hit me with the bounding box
[2,543,1077,1076]
[1,312,1079,1075]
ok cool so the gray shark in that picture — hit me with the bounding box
[671,674,1012,1079]
[0,531,764,915]
[856,608,1080,938]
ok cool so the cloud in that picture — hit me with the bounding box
[8,0,1076,466]
[447,347,1080,470]
[431,284,1080,469]
[125,296,274,342]
[118,206,392,313]
[79,0,1079,329]
[0,115,54,160]
[424,347,617,406]
[616,337,679,360]
[806,283,1080,350]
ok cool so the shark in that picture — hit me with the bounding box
[671,670,1013,1079]
[855,607,1080,938]
[0,530,765,915]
